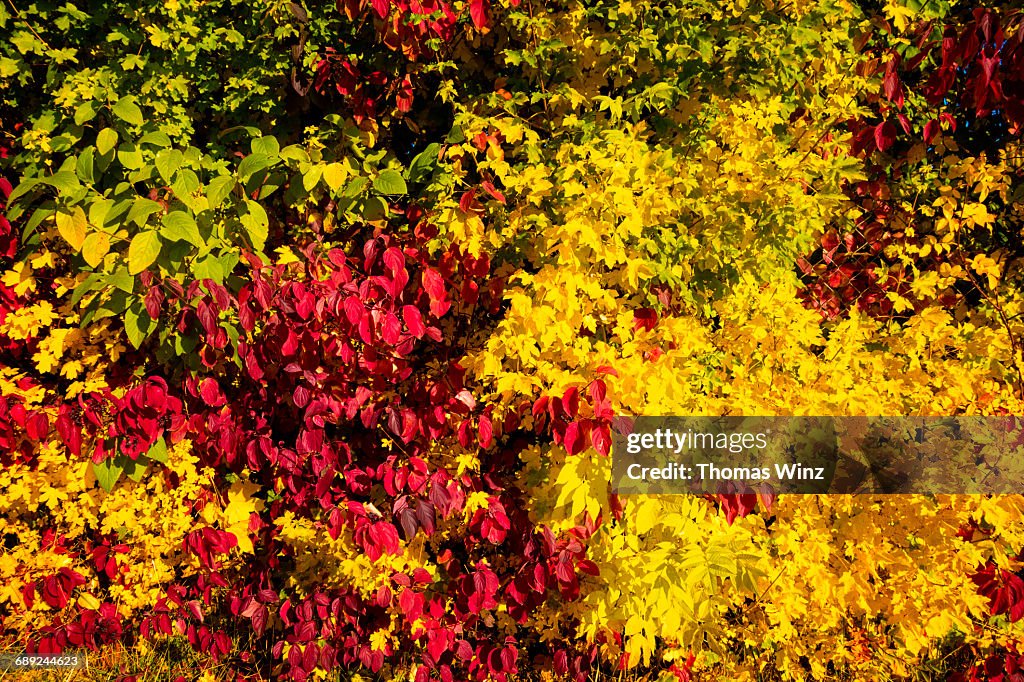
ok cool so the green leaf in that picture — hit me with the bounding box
[92,458,124,492]
[407,143,440,183]
[251,136,280,157]
[155,149,183,184]
[70,273,104,307]
[207,176,236,208]
[362,196,388,221]
[373,169,407,195]
[237,153,274,181]
[241,199,268,251]
[117,143,144,169]
[81,232,111,268]
[96,128,119,156]
[112,95,144,126]
[170,168,201,209]
[76,148,95,184]
[147,438,169,464]
[127,231,162,275]
[279,145,310,164]
[7,178,40,204]
[55,206,88,251]
[107,268,135,294]
[40,171,81,195]
[302,165,323,192]
[89,198,115,228]
[138,131,172,147]
[193,255,225,283]
[127,198,164,226]
[123,303,156,348]
[160,211,203,247]
[124,457,148,482]
[342,175,368,198]
[75,101,100,125]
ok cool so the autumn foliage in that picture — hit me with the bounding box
[2,0,1024,680]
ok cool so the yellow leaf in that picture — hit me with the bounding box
[81,232,111,268]
[323,163,348,191]
[55,206,88,251]
[77,593,102,610]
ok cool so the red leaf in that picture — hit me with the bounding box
[923,119,941,143]
[25,411,48,441]
[874,121,897,152]
[383,311,402,345]
[478,415,493,449]
[371,0,390,18]
[383,247,405,275]
[633,308,657,332]
[459,189,476,213]
[396,75,414,113]
[756,483,777,514]
[482,180,505,204]
[897,112,911,134]
[563,421,582,455]
[403,305,426,338]
[562,386,579,418]
[883,62,903,107]
[199,378,226,407]
[591,423,611,456]
[344,295,363,325]
[422,268,446,301]
[469,0,489,29]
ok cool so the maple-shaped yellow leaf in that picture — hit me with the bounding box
[222,481,263,554]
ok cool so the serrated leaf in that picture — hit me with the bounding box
[96,128,118,156]
[160,211,203,247]
[81,232,111,268]
[127,231,162,275]
[112,95,144,126]
[373,169,407,195]
[92,458,124,492]
[55,206,88,251]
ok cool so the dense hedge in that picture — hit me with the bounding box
[2,0,1024,680]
